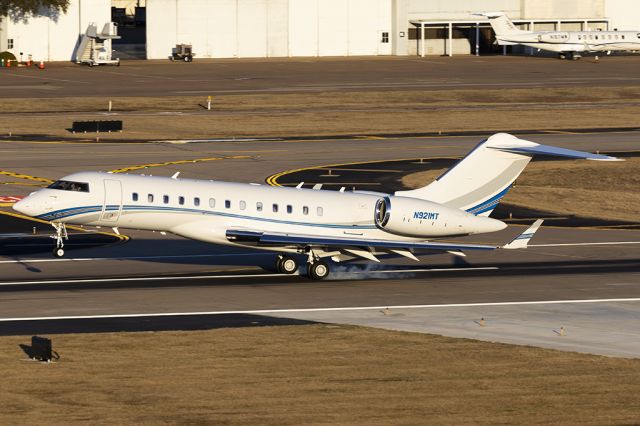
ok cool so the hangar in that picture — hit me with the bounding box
[0,0,639,61]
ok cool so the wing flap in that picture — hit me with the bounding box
[226,229,497,252]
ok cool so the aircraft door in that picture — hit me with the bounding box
[101,179,122,223]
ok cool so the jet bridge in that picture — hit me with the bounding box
[75,23,121,66]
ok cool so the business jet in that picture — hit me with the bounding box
[13,133,618,280]
[479,12,640,59]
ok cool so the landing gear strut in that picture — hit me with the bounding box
[276,255,298,274]
[50,223,68,258]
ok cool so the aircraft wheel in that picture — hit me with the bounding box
[308,261,330,280]
[279,256,298,274]
[53,247,65,258]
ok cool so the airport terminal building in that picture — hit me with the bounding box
[1,0,639,61]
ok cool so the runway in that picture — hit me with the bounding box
[1,131,639,356]
[2,56,640,98]
[0,224,639,313]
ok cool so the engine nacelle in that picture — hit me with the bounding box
[374,196,505,238]
[537,32,570,44]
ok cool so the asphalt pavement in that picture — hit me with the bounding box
[2,55,640,98]
[1,131,639,357]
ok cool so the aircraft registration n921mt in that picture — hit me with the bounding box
[13,133,619,280]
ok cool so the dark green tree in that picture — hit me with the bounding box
[0,0,69,16]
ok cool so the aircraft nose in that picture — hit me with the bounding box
[13,197,33,216]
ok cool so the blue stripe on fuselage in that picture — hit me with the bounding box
[37,204,377,230]
[466,185,512,216]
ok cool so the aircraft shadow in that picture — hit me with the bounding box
[1,314,319,336]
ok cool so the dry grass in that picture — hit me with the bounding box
[2,107,640,142]
[2,86,640,114]
[2,324,640,424]
[1,86,640,140]
[402,158,640,222]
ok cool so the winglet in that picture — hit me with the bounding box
[503,219,543,250]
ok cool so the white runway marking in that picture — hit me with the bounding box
[2,297,640,322]
[530,241,640,247]
[0,253,264,264]
[0,266,498,286]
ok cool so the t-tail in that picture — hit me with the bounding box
[474,12,524,42]
[395,133,620,217]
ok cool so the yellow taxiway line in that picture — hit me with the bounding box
[109,155,252,173]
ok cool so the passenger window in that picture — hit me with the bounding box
[622,35,625,39]
[273,203,278,213]
[132,192,138,201]
[163,195,169,204]
[317,206,323,216]
[240,200,246,210]
[148,194,154,203]
[194,197,200,206]
[179,196,185,205]
[225,200,231,209]
[209,198,215,208]
[256,202,263,211]
[287,205,293,214]
[303,206,309,215]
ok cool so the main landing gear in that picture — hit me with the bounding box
[275,253,331,280]
[276,254,299,274]
[307,261,330,280]
[50,223,68,258]
[559,52,581,60]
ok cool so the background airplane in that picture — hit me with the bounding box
[480,12,640,59]
[13,133,619,280]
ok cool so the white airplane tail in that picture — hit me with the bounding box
[477,12,523,38]
[395,133,619,217]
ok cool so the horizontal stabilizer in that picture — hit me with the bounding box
[503,219,543,249]
[472,12,506,18]
[490,144,621,161]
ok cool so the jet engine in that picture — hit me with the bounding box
[374,196,506,238]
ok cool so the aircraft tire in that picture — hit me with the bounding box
[53,247,65,258]
[280,256,298,274]
[308,261,330,280]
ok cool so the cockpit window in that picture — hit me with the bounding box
[48,180,90,192]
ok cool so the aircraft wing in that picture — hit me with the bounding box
[226,228,497,252]
[226,222,542,262]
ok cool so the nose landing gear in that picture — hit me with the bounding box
[50,223,68,258]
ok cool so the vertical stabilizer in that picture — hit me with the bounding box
[477,12,523,37]
[395,133,619,217]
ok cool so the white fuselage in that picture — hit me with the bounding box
[498,30,640,53]
[14,171,505,249]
